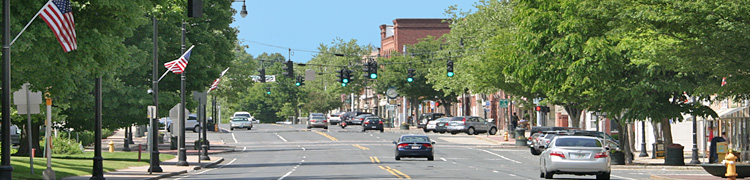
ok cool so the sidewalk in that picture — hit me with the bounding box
[61,128,234,180]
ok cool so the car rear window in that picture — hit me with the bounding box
[555,138,602,147]
[311,116,325,120]
[232,118,249,121]
[450,117,465,121]
[401,136,430,142]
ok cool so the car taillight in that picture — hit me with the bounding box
[397,143,408,148]
[550,151,565,159]
[423,143,432,148]
[594,152,608,158]
[311,120,316,122]
[324,120,327,123]
[379,121,383,124]
[364,121,370,124]
[546,140,550,144]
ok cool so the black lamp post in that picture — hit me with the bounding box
[639,121,649,157]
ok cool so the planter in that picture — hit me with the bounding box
[701,164,750,178]
[664,144,685,165]
[610,151,625,165]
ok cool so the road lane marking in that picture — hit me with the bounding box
[231,133,238,143]
[313,131,339,141]
[242,147,247,152]
[611,175,636,180]
[440,157,447,161]
[379,166,403,179]
[480,149,521,164]
[275,133,288,142]
[278,156,305,180]
[353,144,370,150]
[370,156,380,163]
[175,158,237,179]
[390,168,411,179]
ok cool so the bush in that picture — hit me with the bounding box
[49,136,83,154]
[75,129,114,147]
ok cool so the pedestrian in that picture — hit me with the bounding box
[511,113,519,130]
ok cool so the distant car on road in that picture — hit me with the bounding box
[446,116,497,135]
[362,116,384,132]
[230,117,253,130]
[307,115,328,129]
[539,136,611,179]
[340,111,371,125]
[393,135,434,161]
[327,112,342,125]
[233,111,258,123]
[417,113,446,129]
[350,114,375,125]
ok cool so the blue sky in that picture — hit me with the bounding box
[229,0,479,63]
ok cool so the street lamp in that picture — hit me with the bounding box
[639,121,649,157]
[235,0,248,18]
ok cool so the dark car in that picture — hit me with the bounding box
[529,126,580,137]
[362,116,384,132]
[417,113,446,129]
[340,111,371,125]
[393,135,434,161]
[351,114,375,125]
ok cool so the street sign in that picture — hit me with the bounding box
[169,103,190,129]
[13,83,43,114]
[192,91,207,104]
[499,99,509,108]
[147,106,156,119]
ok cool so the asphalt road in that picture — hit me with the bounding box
[167,123,706,180]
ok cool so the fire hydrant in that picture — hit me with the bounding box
[723,150,738,180]
[108,140,115,152]
[503,132,509,141]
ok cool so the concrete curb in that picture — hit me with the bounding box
[143,157,225,180]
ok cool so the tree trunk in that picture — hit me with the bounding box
[629,123,636,153]
[563,106,582,128]
[612,117,633,164]
[15,120,43,157]
[661,118,673,146]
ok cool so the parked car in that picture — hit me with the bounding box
[350,114,375,125]
[362,116,384,132]
[307,115,328,129]
[185,114,200,132]
[539,136,611,179]
[445,116,498,135]
[230,117,253,130]
[425,117,451,133]
[327,112,342,125]
[159,117,172,132]
[340,111,371,125]
[569,130,620,151]
[530,126,579,136]
[0,124,20,145]
[417,113,446,129]
[530,131,568,155]
[393,135,434,161]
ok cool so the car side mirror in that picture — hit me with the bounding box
[431,141,436,145]
[392,141,397,144]
[605,147,610,151]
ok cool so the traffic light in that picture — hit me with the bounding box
[535,106,542,111]
[447,60,454,77]
[258,69,266,83]
[188,0,202,17]
[345,69,352,83]
[369,62,378,79]
[295,75,305,86]
[336,69,345,83]
[535,106,550,112]
[265,87,271,94]
[362,62,371,78]
[407,68,415,82]
[282,60,294,78]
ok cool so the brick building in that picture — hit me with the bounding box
[379,19,450,57]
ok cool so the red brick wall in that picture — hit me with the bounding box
[380,19,450,57]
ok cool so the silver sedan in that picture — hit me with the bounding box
[539,136,611,179]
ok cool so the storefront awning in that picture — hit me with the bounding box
[717,106,749,120]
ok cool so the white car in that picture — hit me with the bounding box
[327,112,342,125]
[539,136,611,179]
[230,117,253,130]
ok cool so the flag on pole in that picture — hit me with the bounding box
[721,77,727,86]
[164,45,195,74]
[207,67,230,93]
[39,0,77,52]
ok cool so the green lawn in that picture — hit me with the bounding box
[9,152,174,180]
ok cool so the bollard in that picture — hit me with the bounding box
[723,150,738,180]
[108,140,115,152]
[32,148,35,158]
[138,144,142,161]
[503,132,509,141]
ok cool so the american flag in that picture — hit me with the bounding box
[39,0,77,52]
[721,77,727,86]
[164,45,194,74]
[207,67,230,93]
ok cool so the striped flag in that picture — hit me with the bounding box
[207,67,230,93]
[721,77,727,86]
[39,0,77,52]
[164,45,194,74]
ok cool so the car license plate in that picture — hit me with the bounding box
[570,153,586,159]
[372,126,377,128]
[411,146,420,150]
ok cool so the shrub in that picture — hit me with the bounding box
[49,136,83,154]
[74,129,114,147]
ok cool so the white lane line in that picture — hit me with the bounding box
[440,157,447,161]
[231,133,238,143]
[480,149,521,164]
[243,147,247,152]
[611,175,636,180]
[275,133,288,142]
[278,156,305,180]
[176,158,238,179]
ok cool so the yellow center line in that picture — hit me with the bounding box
[352,144,370,150]
[369,156,380,163]
[313,131,338,141]
[390,167,411,179]
[379,165,403,179]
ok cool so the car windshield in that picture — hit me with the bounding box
[435,117,451,122]
[366,118,381,121]
[235,114,250,117]
[554,138,602,147]
[232,118,249,121]
[311,116,325,120]
[400,136,430,143]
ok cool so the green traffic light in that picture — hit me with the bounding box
[447,72,454,77]
[343,79,349,83]
[266,91,271,94]
[370,73,377,79]
[341,83,347,87]
[407,77,414,82]
[295,82,301,86]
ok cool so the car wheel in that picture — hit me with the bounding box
[307,126,311,129]
[427,156,434,161]
[540,172,544,178]
[194,126,200,133]
[341,125,346,129]
[362,129,366,132]
[247,128,251,130]
[439,131,445,134]
[450,132,457,135]
[530,148,541,155]
[489,127,497,135]
[544,171,554,179]
[230,127,234,130]
[380,129,384,133]
[324,126,328,130]
[395,156,400,160]
[467,127,475,135]
[423,128,429,133]
[596,172,610,180]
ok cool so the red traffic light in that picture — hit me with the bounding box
[535,106,542,111]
